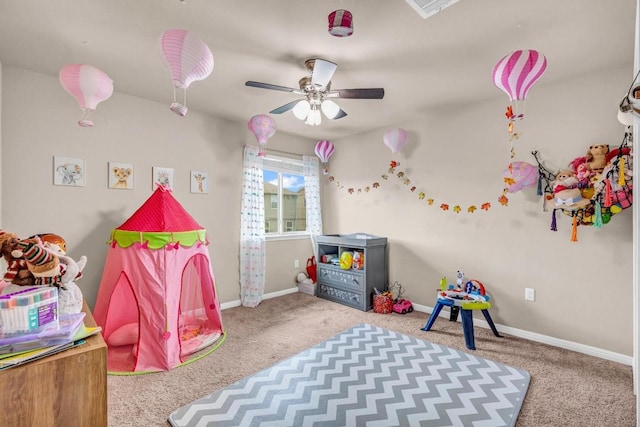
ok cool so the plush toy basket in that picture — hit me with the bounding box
[373,294,393,314]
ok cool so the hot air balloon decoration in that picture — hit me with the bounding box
[248,114,276,157]
[59,64,114,127]
[383,128,408,154]
[492,49,547,122]
[315,140,335,174]
[502,161,539,193]
[159,29,214,117]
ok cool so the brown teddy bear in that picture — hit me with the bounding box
[0,230,35,287]
[585,144,610,176]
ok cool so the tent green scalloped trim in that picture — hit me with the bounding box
[110,229,207,249]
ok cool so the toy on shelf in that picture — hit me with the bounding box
[422,275,502,350]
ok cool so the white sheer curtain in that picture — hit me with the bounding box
[303,155,323,258]
[239,145,266,307]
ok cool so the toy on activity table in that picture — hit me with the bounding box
[421,272,502,350]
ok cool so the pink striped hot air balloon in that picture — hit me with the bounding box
[502,161,539,193]
[383,128,408,154]
[315,140,335,174]
[248,115,277,157]
[492,49,547,120]
[59,64,113,127]
[160,29,214,116]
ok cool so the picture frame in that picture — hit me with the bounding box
[152,166,174,190]
[190,171,208,194]
[108,161,134,190]
[53,156,85,187]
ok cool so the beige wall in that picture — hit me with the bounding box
[0,62,634,357]
[0,65,317,310]
[322,65,634,356]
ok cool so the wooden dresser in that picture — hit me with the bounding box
[0,302,107,427]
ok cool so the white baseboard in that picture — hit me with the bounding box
[411,302,633,367]
[219,287,298,310]
[221,288,633,366]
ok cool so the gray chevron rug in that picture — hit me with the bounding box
[168,323,530,427]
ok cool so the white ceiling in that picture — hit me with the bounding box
[0,0,636,140]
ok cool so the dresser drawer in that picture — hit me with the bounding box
[317,266,363,291]
[317,284,364,310]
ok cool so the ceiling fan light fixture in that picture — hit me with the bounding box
[305,107,322,126]
[321,99,341,119]
[292,100,311,120]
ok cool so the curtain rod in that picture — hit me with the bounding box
[264,148,305,158]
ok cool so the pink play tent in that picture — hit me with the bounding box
[93,186,224,373]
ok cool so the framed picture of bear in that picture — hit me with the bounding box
[53,156,85,187]
[108,161,134,190]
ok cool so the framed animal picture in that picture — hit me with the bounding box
[190,171,208,194]
[108,161,134,190]
[53,156,85,187]
[152,166,174,190]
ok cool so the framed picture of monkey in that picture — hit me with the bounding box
[108,161,134,190]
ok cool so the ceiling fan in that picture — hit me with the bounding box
[245,58,385,126]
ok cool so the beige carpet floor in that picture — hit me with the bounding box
[107,292,636,426]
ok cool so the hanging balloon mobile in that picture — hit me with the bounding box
[59,64,114,127]
[328,9,354,37]
[501,161,539,193]
[383,128,408,154]
[492,49,547,205]
[159,29,214,117]
[315,140,335,174]
[248,114,276,156]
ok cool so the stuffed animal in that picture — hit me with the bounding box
[40,241,86,315]
[11,236,87,315]
[296,272,314,286]
[0,230,35,287]
[13,238,62,287]
[585,144,610,176]
[548,169,591,210]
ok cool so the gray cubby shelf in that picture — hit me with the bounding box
[316,233,388,311]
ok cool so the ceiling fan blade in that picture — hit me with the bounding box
[331,88,385,99]
[245,81,297,93]
[270,100,302,114]
[331,109,348,120]
[311,59,337,90]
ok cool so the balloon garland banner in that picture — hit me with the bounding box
[327,160,497,214]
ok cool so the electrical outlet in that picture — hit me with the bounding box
[525,288,535,301]
[294,259,299,269]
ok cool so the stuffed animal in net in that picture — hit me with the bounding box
[547,169,590,210]
[585,144,610,178]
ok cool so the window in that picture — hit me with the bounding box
[262,155,307,237]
